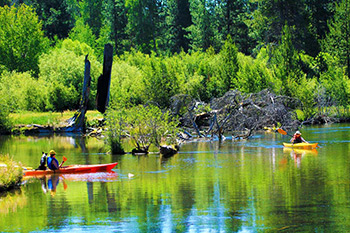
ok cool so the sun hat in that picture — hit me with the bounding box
[49,150,56,156]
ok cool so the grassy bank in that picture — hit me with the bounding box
[0,154,23,192]
[10,110,104,126]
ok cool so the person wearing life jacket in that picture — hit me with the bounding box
[290,131,308,144]
[47,150,59,170]
[36,152,47,170]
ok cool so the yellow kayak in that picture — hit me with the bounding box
[283,143,318,150]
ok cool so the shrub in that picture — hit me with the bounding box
[39,39,101,111]
[0,71,47,112]
[109,60,145,108]
[126,105,179,150]
[105,108,126,155]
[0,100,11,133]
[0,154,23,191]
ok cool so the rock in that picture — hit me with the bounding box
[160,145,180,158]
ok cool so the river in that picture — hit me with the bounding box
[0,124,350,232]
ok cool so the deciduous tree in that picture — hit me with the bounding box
[0,4,48,76]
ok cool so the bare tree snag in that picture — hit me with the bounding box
[64,55,92,133]
[96,44,113,114]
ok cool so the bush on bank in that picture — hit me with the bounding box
[0,154,23,192]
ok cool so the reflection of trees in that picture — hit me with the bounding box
[0,189,27,214]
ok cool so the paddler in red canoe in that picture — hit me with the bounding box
[47,150,60,170]
[290,131,308,144]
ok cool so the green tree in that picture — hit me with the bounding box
[220,35,239,90]
[0,4,48,76]
[0,0,10,7]
[323,0,350,79]
[317,52,350,110]
[216,0,253,54]
[186,0,221,52]
[111,0,128,55]
[237,50,279,93]
[125,0,164,54]
[271,25,303,96]
[143,56,179,108]
[196,48,225,101]
[27,0,75,39]
[165,0,192,53]
[69,18,97,50]
[307,0,336,41]
[78,0,103,38]
[250,0,319,56]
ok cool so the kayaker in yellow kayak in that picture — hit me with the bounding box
[290,131,308,144]
[47,150,60,170]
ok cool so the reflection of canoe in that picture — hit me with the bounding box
[283,143,318,150]
[61,172,118,182]
[283,147,318,156]
[23,162,118,176]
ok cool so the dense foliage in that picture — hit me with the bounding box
[0,0,349,124]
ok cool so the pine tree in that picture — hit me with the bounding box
[216,0,253,54]
[125,0,164,54]
[220,35,239,90]
[165,0,192,53]
[111,0,128,55]
[323,0,350,78]
[251,0,319,56]
[272,25,302,96]
[186,0,220,52]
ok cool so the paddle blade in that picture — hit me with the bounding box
[62,156,67,162]
[277,128,287,135]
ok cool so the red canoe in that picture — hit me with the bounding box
[23,162,118,176]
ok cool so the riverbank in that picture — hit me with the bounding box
[3,105,350,138]
[0,154,23,192]
[9,110,104,135]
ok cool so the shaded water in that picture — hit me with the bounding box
[1,124,350,232]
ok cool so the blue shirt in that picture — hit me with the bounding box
[47,156,59,170]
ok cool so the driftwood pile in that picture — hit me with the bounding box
[171,89,302,140]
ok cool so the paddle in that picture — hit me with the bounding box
[59,156,67,168]
[277,128,293,137]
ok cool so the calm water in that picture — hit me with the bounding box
[1,124,350,232]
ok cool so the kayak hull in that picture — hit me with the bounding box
[283,143,318,150]
[23,162,118,176]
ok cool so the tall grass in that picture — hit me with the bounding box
[0,154,23,191]
[9,110,103,126]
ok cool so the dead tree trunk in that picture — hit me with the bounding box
[64,55,92,133]
[96,44,113,114]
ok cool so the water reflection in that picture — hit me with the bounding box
[283,147,318,168]
[1,124,350,232]
[0,189,27,215]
